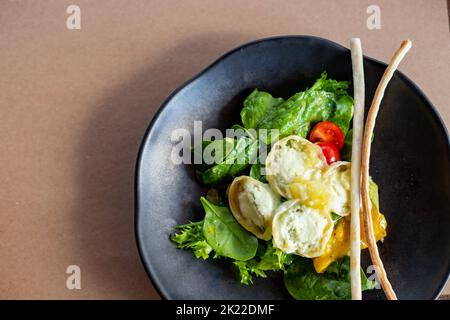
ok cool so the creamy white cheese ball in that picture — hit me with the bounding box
[265,136,327,199]
[272,200,333,258]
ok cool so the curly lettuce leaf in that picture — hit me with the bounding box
[234,241,295,285]
[310,71,350,95]
[170,221,213,260]
[284,256,376,300]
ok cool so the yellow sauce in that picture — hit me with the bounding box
[289,179,330,211]
[313,204,387,273]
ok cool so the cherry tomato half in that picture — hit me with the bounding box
[309,121,344,150]
[316,142,341,164]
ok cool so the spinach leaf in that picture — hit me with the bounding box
[326,257,376,292]
[170,221,213,260]
[234,241,295,284]
[201,197,258,261]
[284,256,376,300]
[228,138,258,177]
[284,258,349,300]
[192,138,235,173]
[240,89,284,129]
[197,72,353,184]
[197,137,258,186]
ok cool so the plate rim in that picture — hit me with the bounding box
[134,35,450,300]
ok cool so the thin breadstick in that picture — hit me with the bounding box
[361,39,412,300]
[349,38,365,300]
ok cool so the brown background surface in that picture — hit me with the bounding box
[0,0,449,299]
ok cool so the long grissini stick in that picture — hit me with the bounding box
[349,38,364,300]
[361,39,412,300]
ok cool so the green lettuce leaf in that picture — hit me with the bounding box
[328,95,354,136]
[241,89,284,129]
[196,72,353,185]
[254,72,353,143]
[256,90,333,141]
[309,71,350,94]
[234,241,295,285]
[170,221,213,260]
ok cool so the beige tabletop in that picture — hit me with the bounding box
[1,0,449,299]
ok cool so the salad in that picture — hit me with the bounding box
[170,72,387,300]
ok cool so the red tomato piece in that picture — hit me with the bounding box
[316,142,341,164]
[309,121,345,150]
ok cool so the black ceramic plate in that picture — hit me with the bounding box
[135,36,450,300]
